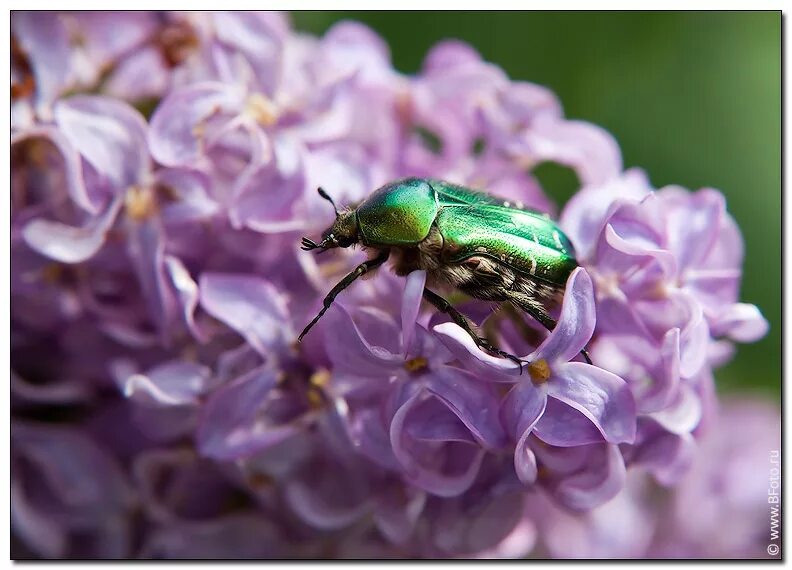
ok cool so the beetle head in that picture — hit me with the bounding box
[300,188,359,252]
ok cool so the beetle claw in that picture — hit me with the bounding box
[301,237,321,251]
[477,338,526,374]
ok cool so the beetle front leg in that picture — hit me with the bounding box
[298,250,390,342]
[422,288,525,372]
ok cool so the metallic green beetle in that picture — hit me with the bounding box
[299,177,591,365]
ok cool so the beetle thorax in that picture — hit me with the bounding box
[323,210,359,248]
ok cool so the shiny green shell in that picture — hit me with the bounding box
[356,178,438,245]
[356,177,578,286]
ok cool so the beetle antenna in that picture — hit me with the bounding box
[317,187,340,216]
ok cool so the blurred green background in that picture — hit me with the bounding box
[295,12,780,399]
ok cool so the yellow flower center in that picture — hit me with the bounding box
[528,358,551,385]
[124,185,157,221]
[305,369,331,410]
[306,387,324,409]
[309,369,331,388]
[244,93,279,127]
[404,356,429,374]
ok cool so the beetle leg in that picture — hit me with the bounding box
[422,288,525,373]
[298,250,390,342]
[508,294,593,365]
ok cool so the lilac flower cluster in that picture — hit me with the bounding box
[11,12,770,559]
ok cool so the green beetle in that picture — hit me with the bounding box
[299,177,590,365]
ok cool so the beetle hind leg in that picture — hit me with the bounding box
[422,288,526,372]
[507,293,593,365]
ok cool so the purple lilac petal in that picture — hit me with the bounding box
[649,384,702,435]
[285,481,371,531]
[684,268,742,319]
[514,443,539,486]
[593,296,654,340]
[425,367,507,449]
[710,302,769,342]
[126,217,176,336]
[102,46,170,101]
[156,168,220,223]
[12,12,71,108]
[199,272,293,357]
[675,292,710,379]
[500,383,547,484]
[547,362,636,444]
[284,453,374,530]
[10,370,90,406]
[410,326,455,369]
[140,514,285,559]
[500,382,547,446]
[211,12,285,95]
[510,115,622,186]
[401,270,426,354]
[348,407,400,470]
[12,422,133,523]
[54,96,150,192]
[638,328,681,413]
[600,222,676,281]
[700,206,744,270]
[70,12,157,66]
[196,365,302,460]
[421,39,482,72]
[481,80,563,135]
[432,323,520,379]
[559,168,652,258]
[530,437,589,473]
[12,127,95,213]
[122,360,212,406]
[22,194,123,263]
[10,478,68,558]
[533,398,605,447]
[431,489,527,556]
[373,484,426,545]
[323,304,403,375]
[163,255,205,341]
[630,421,696,486]
[548,444,627,512]
[231,136,306,232]
[128,404,198,443]
[131,446,248,521]
[226,124,274,205]
[531,267,596,363]
[537,476,654,559]
[321,21,394,83]
[707,339,736,368]
[472,514,538,559]
[404,397,477,443]
[390,391,485,497]
[662,187,725,271]
[347,306,405,356]
[148,82,246,167]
